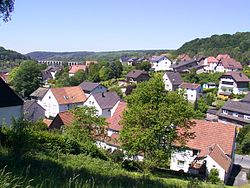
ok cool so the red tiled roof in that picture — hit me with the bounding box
[207,144,232,172]
[177,54,191,61]
[206,56,219,63]
[219,58,242,70]
[182,120,236,156]
[216,54,231,60]
[106,102,127,131]
[49,111,74,129]
[51,86,87,105]
[179,82,200,90]
[69,65,86,74]
[43,118,53,127]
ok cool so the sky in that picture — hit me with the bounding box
[0,0,250,54]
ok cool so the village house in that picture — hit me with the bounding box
[96,101,127,152]
[0,77,23,126]
[30,87,49,106]
[127,57,146,66]
[170,119,236,183]
[85,60,98,67]
[23,100,45,122]
[41,66,62,84]
[41,86,86,118]
[215,54,242,72]
[163,71,183,91]
[84,91,121,117]
[49,111,74,129]
[126,70,150,83]
[79,81,107,97]
[177,54,192,62]
[179,82,202,103]
[150,55,172,71]
[218,71,249,96]
[203,56,219,73]
[69,65,86,77]
[119,56,130,65]
[202,82,217,90]
[170,59,204,73]
[217,93,250,126]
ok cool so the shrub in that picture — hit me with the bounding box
[122,160,143,172]
[207,168,221,184]
[110,150,124,163]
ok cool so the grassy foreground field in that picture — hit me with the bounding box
[0,151,227,188]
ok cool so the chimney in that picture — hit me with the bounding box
[102,92,105,97]
[239,73,242,77]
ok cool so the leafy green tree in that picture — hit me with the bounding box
[135,61,151,71]
[99,66,112,81]
[120,74,196,169]
[9,60,43,97]
[0,0,15,22]
[207,169,221,184]
[110,61,123,78]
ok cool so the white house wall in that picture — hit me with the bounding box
[163,73,173,91]
[84,95,102,116]
[0,105,23,126]
[151,58,172,71]
[206,155,226,182]
[170,149,196,172]
[41,90,59,118]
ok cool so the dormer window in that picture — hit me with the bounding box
[222,110,228,115]
[233,113,238,117]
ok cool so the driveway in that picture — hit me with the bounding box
[231,154,250,186]
[234,154,250,169]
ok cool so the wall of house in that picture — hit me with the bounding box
[59,102,84,114]
[0,105,23,126]
[96,140,118,152]
[84,95,102,116]
[185,88,199,103]
[170,149,196,172]
[218,77,236,94]
[151,58,172,71]
[24,103,45,122]
[41,90,59,118]
[206,156,227,182]
[163,73,173,91]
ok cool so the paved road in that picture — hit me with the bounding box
[234,154,250,169]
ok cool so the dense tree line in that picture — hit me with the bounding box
[176,32,250,66]
[54,61,123,87]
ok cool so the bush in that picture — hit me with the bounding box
[207,168,221,184]
[110,150,124,163]
[122,160,143,172]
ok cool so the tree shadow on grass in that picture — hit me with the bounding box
[0,155,186,188]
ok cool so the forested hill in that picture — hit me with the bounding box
[26,50,169,61]
[0,46,28,61]
[176,32,250,64]
[26,51,95,61]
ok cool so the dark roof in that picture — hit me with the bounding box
[241,92,250,103]
[221,100,250,115]
[79,81,101,92]
[150,56,167,62]
[170,60,197,69]
[221,72,250,82]
[93,92,120,109]
[30,87,49,99]
[126,70,149,79]
[23,100,45,120]
[207,109,218,115]
[0,77,23,107]
[120,56,130,62]
[164,71,183,86]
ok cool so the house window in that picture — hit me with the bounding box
[108,109,111,112]
[49,96,51,99]
[177,160,185,167]
[222,110,228,115]
[233,113,238,117]
[192,150,198,156]
[89,101,91,104]
[244,115,250,120]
